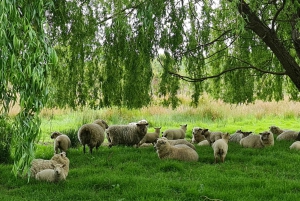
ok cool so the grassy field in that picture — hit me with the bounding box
[1,97,300,201]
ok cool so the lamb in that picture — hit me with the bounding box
[229,130,253,143]
[30,152,70,178]
[35,163,66,182]
[276,130,300,141]
[139,127,161,146]
[240,131,274,148]
[155,138,199,162]
[200,129,223,145]
[106,120,149,147]
[162,124,187,140]
[191,127,206,143]
[50,131,71,154]
[77,119,109,154]
[212,133,230,163]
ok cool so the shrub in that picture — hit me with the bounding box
[0,115,13,163]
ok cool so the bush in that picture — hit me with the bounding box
[61,128,80,148]
[0,115,13,163]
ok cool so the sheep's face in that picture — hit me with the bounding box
[200,129,210,138]
[53,164,65,175]
[155,138,168,150]
[154,127,161,133]
[222,133,231,140]
[241,131,252,138]
[269,126,281,134]
[260,131,271,141]
[50,132,61,139]
[136,123,149,134]
[192,128,204,143]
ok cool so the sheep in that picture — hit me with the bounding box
[240,131,274,148]
[35,163,66,182]
[106,120,149,147]
[50,131,71,154]
[139,127,161,146]
[229,130,253,143]
[77,119,109,154]
[200,129,223,145]
[155,137,196,150]
[191,127,206,143]
[269,125,286,135]
[30,152,70,178]
[162,124,187,140]
[276,130,300,141]
[197,140,210,146]
[290,141,300,150]
[212,133,230,163]
[155,138,199,162]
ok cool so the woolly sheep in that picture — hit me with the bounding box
[139,127,161,146]
[229,130,253,143]
[212,133,230,163]
[35,163,66,182]
[197,140,210,146]
[77,119,109,154]
[269,125,286,135]
[276,130,300,141]
[155,138,199,162]
[200,129,223,145]
[240,131,274,148]
[106,120,149,147]
[30,152,70,178]
[191,127,206,143]
[162,124,187,140]
[50,132,71,154]
[290,140,300,150]
[156,137,196,150]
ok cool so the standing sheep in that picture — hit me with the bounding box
[155,138,198,162]
[229,130,253,143]
[200,129,223,145]
[240,131,274,148]
[276,130,300,141]
[77,119,109,154]
[50,131,71,154]
[162,124,187,140]
[30,152,70,178]
[191,127,206,143]
[106,120,149,147]
[139,127,161,146]
[35,163,66,182]
[212,133,230,163]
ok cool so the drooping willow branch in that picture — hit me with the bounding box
[169,66,286,83]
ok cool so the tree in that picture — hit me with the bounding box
[0,1,56,177]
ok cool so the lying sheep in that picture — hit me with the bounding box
[155,137,196,150]
[35,163,66,182]
[155,138,198,162]
[197,140,210,146]
[106,120,149,147]
[77,119,109,154]
[162,124,187,140]
[276,130,300,141]
[191,127,206,143]
[139,127,161,146]
[200,129,223,145]
[30,152,70,178]
[212,133,230,163]
[269,125,286,135]
[50,132,71,154]
[290,141,300,150]
[229,130,253,143]
[240,131,274,148]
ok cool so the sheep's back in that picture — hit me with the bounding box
[78,123,105,145]
[107,125,145,145]
[168,139,196,150]
[276,131,299,141]
[290,141,300,150]
[162,129,185,140]
[240,135,263,148]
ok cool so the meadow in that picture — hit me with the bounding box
[1,96,300,201]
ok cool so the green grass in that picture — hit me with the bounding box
[2,99,300,201]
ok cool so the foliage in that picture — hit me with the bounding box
[0,115,13,163]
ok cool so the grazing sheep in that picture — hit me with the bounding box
[77,119,109,154]
[269,125,286,135]
[212,133,230,163]
[162,124,187,140]
[191,127,206,143]
[276,130,300,141]
[30,152,70,178]
[156,137,196,150]
[139,127,161,146]
[106,120,149,147]
[197,140,210,146]
[240,131,274,148]
[155,138,198,162]
[50,132,71,154]
[200,129,223,145]
[35,163,66,182]
[229,130,253,143]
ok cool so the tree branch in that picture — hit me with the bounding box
[271,0,285,31]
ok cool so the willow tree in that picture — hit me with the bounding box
[0,1,56,176]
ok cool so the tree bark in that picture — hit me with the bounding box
[237,0,300,91]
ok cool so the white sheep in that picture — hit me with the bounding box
[240,131,274,148]
[290,141,300,150]
[35,163,66,182]
[139,127,161,146]
[50,131,71,154]
[197,140,210,146]
[191,127,206,143]
[229,130,253,143]
[106,120,149,147]
[155,138,198,162]
[200,129,223,145]
[162,124,187,140]
[156,137,196,150]
[30,152,70,178]
[77,119,109,154]
[276,130,300,141]
[212,133,230,163]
